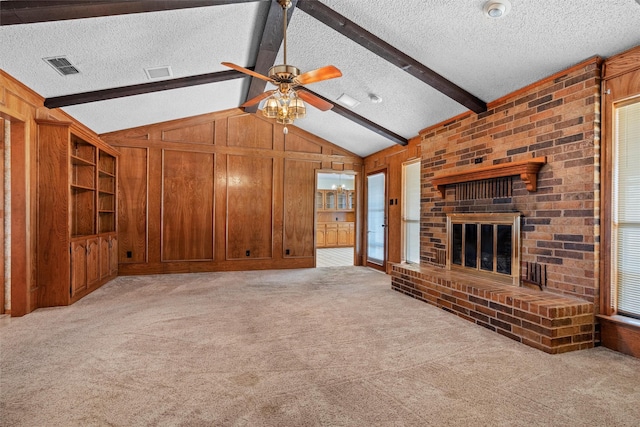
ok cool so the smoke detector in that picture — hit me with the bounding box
[484,0,511,18]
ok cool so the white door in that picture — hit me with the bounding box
[366,171,386,268]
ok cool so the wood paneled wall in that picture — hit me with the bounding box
[101,110,363,275]
[0,70,103,315]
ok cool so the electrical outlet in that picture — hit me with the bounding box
[246,250,250,257]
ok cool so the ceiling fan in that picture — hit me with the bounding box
[222,0,342,133]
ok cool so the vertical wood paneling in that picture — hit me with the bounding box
[0,120,4,313]
[227,115,273,150]
[103,111,364,274]
[36,122,70,307]
[226,155,273,259]
[162,150,214,261]
[284,133,322,154]
[283,159,318,257]
[162,122,214,144]
[117,147,148,263]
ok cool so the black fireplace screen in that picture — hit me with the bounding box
[448,213,520,281]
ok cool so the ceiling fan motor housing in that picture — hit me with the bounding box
[268,64,301,83]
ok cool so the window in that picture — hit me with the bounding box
[402,161,420,264]
[612,98,640,319]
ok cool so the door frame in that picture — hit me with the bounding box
[314,170,358,266]
[365,168,388,271]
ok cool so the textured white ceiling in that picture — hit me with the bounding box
[1,0,639,156]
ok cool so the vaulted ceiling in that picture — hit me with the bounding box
[1,0,639,156]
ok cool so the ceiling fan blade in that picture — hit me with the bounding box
[221,62,273,83]
[241,90,276,108]
[297,90,334,111]
[295,65,342,86]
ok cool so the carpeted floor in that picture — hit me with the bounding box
[1,267,639,426]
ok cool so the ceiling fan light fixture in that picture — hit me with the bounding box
[263,98,279,119]
[222,0,341,131]
[484,0,511,18]
[289,95,306,119]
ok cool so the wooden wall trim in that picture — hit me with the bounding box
[599,46,640,342]
[101,109,363,161]
[602,44,640,81]
[0,70,44,109]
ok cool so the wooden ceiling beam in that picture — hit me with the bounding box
[296,0,487,114]
[43,69,250,108]
[243,0,298,114]
[303,90,408,146]
[1,0,260,25]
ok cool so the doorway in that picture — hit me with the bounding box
[315,172,355,267]
[366,171,386,270]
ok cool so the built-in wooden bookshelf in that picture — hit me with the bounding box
[37,119,119,307]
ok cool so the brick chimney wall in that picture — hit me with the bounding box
[419,58,601,310]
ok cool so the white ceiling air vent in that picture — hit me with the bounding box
[43,56,80,76]
[144,66,173,80]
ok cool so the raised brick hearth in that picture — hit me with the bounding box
[391,263,594,354]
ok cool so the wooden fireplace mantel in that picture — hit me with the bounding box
[431,156,547,198]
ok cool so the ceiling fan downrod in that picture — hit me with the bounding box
[278,0,292,66]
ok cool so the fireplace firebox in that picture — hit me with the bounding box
[446,213,521,286]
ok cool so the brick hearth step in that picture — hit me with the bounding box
[391,263,594,354]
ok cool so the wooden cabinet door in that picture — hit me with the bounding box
[109,235,118,275]
[70,241,87,297]
[316,225,326,248]
[325,191,336,210]
[316,191,325,211]
[99,236,110,279]
[337,223,350,246]
[347,190,355,211]
[86,238,100,287]
[325,224,338,247]
[349,222,355,246]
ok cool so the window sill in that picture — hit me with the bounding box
[597,314,640,329]
[597,314,640,358]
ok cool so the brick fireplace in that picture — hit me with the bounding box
[391,57,601,354]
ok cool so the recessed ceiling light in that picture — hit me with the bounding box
[336,93,360,108]
[484,0,511,18]
[144,66,173,80]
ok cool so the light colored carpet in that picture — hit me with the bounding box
[1,267,639,426]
